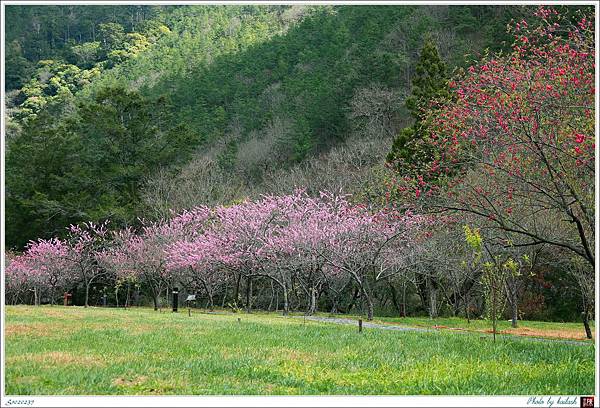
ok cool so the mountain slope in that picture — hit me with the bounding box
[5,5,526,248]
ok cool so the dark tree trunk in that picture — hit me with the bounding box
[492,280,497,343]
[388,282,401,317]
[465,292,471,324]
[401,281,407,317]
[85,281,91,308]
[245,276,253,313]
[234,273,242,307]
[221,282,228,308]
[582,309,592,340]
[282,282,289,316]
[415,275,429,312]
[428,283,438,319]
[361,282,374,321]
[200,279,214,311]
[307,287,317,315]
[364,293,374,321]
[330,299,338,314]
[152,289,159,311]
[346,287,360,313]
[511,300,518,328]
[268,280,275,311]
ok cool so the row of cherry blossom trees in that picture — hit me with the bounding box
[5,190,425,320]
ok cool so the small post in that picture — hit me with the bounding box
[172,287,179,312]
[238,317,241,323]
[188,307,191,317]
[358,319,363,333]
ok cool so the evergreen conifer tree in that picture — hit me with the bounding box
[387,36,449,172]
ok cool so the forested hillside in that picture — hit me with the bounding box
[5,5,524,249]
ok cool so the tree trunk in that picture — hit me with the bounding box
[282,283,289,316]
[361,283,374,321]
[199,278,214,311]
[511,299,518,328]
[152,291,159,311]
[330,298,338,314]
[492,280,497,343]
[221,282,228,308]
[389,282,401,317]
[364,293,374,321]
[582,309,593,340]
[234,273,242,307]
[268,280,275,311]
[429,285,438,319]
[402,281,407,318]
[307,287,317,315]
[245,276,252,313]
[85,281,91,308]
[465,292,471,324]
[346,287,360,313]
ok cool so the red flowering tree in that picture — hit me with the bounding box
[389,7,595,268]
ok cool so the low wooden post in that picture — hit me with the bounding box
[238,317,241,323]
[358,319,363,333]
[188,307,191,317]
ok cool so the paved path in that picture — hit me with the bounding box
[294,315,594,347]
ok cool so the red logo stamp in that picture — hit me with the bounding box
[581,396,594,408]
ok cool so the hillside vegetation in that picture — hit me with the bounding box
[6,5,523,248]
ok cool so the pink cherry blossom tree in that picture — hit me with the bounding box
[63,221,110,308]
[5,252,34,305]
[22,238,72,305]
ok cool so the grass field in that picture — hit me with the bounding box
[365,316,595,341]
[4,306,596,395]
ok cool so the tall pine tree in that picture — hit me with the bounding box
[387,35,449,173]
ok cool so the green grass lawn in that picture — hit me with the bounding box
[4,306,595,395]
[324,314,595,341]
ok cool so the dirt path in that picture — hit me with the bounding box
[295,315,594,347]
